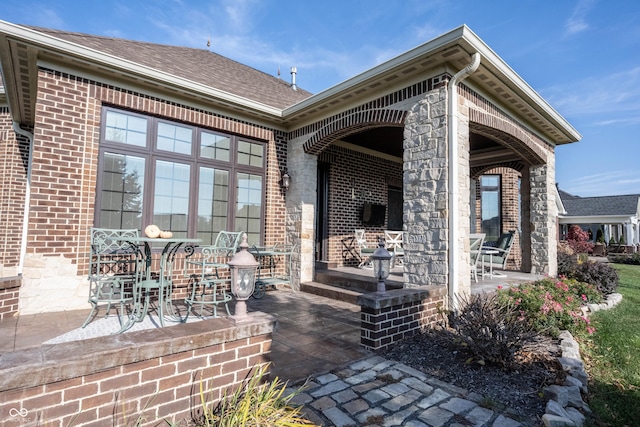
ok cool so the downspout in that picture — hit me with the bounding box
[12,122,34,276]
[447,53,480,311]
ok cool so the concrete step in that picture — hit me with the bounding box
[300,281,362,305]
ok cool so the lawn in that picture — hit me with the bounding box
[580,263,640,426]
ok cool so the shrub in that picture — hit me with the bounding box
[196,364,317,427]
[497,277,602,338]
[619,234,626,245]
[596,228,605,244]
[450,293,540,370]
[608,253,640,265]
[573,261,619,296]
[609,236,616,245]
[557,251,578,278]
[566,225,594,254]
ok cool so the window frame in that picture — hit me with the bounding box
[479,174,502,242]
[95,106,267,244]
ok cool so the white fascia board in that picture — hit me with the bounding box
[0,21,283,119]
[558,214,634,224]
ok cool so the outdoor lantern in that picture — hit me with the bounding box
[281,169,291,192]
[228,233,259,320]
[371,236,392,293]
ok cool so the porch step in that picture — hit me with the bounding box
[300,281,362,305]
[303,268,404,304]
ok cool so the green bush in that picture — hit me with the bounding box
[497,277,602,337]
[608,253,640,265]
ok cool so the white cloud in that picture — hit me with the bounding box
[564,0,596,35]
[562,170,640,196]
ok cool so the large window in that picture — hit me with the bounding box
[480,175,501,242]
[96,108,266,245]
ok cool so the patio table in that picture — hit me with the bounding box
[115,236,201,331]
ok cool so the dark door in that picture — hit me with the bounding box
[387,187,403,230]
[316,162,329,261]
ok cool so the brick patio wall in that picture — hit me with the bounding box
[0,278,21,320]
[358,286,448,351]
[0,312,275,427]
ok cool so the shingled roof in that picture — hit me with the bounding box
[29,26,313,110]
[560,191,640,217]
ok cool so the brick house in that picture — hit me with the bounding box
[0,21,581,318]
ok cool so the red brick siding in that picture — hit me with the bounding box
[29,69,286,277]
[0,107,28,271]
[318,144,403,267]
[0,279,21,319]
[0,318,274,427]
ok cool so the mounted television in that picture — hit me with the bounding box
[361,203,386,226]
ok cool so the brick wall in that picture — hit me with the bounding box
[0,107,28,276]
[318,144,402,267]
[0,313,275,426]
[358,287,447,351]
[0,278,21,319]
[15,68,288,314]
[472,167,522,270]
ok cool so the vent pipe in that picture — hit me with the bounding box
[290,66,297,91]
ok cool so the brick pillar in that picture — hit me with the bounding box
[529,155,558,276]
[286,137,317,286]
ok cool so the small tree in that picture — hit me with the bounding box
[609,236,616,245]
[566,225,594,254]
[619,234,626,245]
[595,228,605,244]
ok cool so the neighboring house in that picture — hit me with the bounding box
[558,189,640,248]
[0,21,580,317]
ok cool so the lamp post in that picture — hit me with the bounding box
[228,233,259,320]
[371,236,392,293]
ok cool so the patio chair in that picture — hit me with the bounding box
[469,233,486,282]
[481,230,516,271]
[83,228,141,328]
[183,230,243,319]
[384,230,404,267]
[355,229,376,268]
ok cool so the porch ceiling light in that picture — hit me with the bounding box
[228,233,259,320]
[371,236,392,293]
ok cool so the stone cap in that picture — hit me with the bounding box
[357,286,447,310]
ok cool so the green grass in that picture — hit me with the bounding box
[580,264,640,426]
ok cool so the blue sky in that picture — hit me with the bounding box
[2,0,639,197]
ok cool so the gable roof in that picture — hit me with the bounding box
[28,27,312,110]
[560,192,640,217]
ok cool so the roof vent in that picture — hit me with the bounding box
[290,67,297,91]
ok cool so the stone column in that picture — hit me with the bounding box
[403,87,450,288]
[529,154,558,276]
[520,168,532,272]
[286,137,317,287]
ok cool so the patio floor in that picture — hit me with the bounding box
[0,267,541,384]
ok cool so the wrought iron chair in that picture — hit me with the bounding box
[184,230,243,319]
[83,228,140,328]
[469,233,486,283]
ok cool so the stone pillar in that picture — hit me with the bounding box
[286,137,317,287]
[403,87,449,288]
[520,168,532,272]
[529,154,558,276]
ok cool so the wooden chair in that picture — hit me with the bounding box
[83,228,140,328]
[469,233,486,282]
[355,229,375,268]
[384,230,404,267]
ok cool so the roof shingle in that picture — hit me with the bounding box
[560,192,640,217]
[29,26,313,109]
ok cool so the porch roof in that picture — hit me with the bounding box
[0,21,580,146]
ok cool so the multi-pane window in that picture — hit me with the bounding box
[480,175,501,242]
[96,108,266,245]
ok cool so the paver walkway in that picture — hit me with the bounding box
[289,356,527,427]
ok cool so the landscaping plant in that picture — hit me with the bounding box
[196,364,317,427]
[497,277,602,338]
[565,224,594,254]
